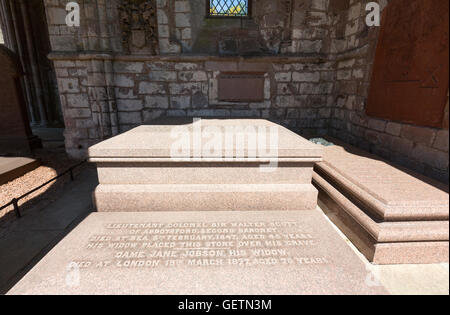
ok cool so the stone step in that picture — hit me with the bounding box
[0,157,40,185]
[94,183,318,212]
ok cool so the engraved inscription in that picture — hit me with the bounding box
[81,221,329,269]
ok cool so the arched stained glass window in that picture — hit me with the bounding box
[207,0,251,17]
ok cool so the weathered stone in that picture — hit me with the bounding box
[66,94,90,108]
[174,63,199,71]
[66,108,92,119]
[118,111,142,124]
[433,130,449,152]
[144,95,169,109]
[117,99,143,112]
[175,13,190,28]
[170,96,191,109]
[169,82,201,95]
[275,72,292,82]
[401,125,436,146]
[191,92,208,108]
[115,75,134,88]
[385,122,403,136]
[368,118,387,132]
[178,71,207,82]
[337,70,352,80]
[411,144,449,170]
[175,1,190,12]
[292,72,320,82]
[139,82,166,94]
[114,62,144,73]
[149,71,177,81]
[59,78,80,93]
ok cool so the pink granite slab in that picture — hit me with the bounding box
[8,210,388,295]
[316,140,449,221]
[96,162,315,185]
[88,119,323,160]
[314,172,449,264]
[93,183,319,212]
[313,172,449,243]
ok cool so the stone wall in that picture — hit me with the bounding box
[42,0,449,183]
[45,0,338,159]
[52,55,335,158]
[327,0,449,183]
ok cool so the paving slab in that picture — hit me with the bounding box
[318,205,449,295]
[373,264,449,295]
[0,157,40,185]
[8,209,388,295]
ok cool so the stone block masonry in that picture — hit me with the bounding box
[327,0,449,183]
[51,55,336,160]
[41,0,449,183]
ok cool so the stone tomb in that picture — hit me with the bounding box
[9,210,387,294]
[9,120,388,294]
[313,139,449,265]
[88,118,323,212]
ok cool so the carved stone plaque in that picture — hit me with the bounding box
[118,0,159,55]
[218,73,265,102]
[367,0,449,128]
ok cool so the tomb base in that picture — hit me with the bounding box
[88,118,323,212]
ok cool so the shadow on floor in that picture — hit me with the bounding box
[0,166,98,294]
[0,146,87,225]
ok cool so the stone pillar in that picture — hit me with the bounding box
[0,0,17,51]
[18,0,48,126]
[0,46,41,155]
[5,0,38,125]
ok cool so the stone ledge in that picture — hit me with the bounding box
[47,52,329,64]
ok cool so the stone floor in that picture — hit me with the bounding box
[0,166,448,295]
[319,201,449,295]
[0,167,97,293]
